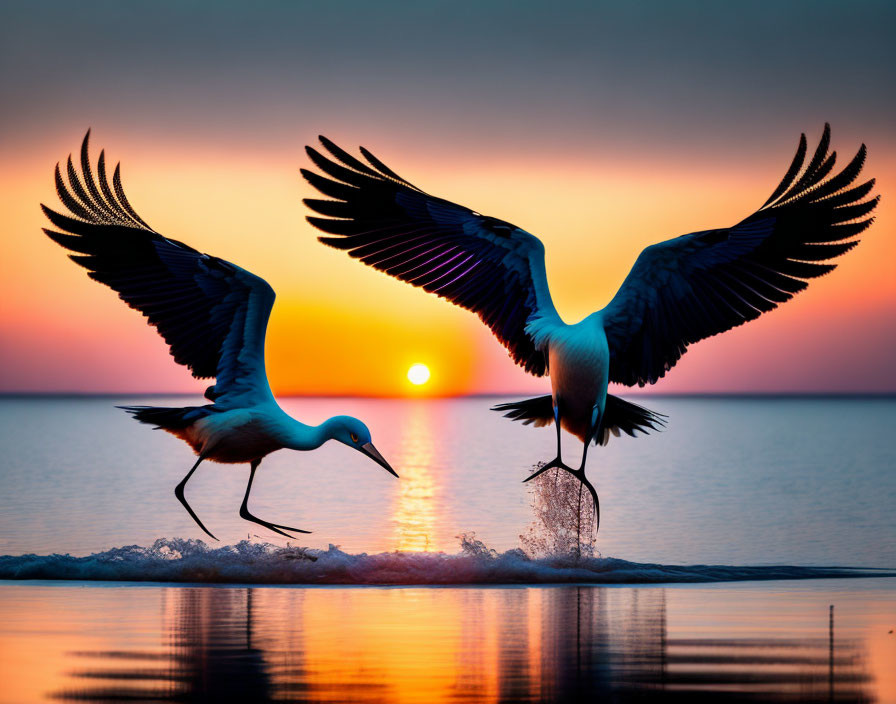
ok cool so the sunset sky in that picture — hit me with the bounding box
[1,1,893,396]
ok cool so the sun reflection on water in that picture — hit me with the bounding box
[0,582,890,703]
[393,403,438,552]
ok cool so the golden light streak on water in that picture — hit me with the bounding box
[301,589,479,703]
[392,403,438,552]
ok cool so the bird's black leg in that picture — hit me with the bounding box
[554,400,563,464]
[572,406,602,534]
[570,467,600,538]
[522,399,575,483]
[239,459,311,538]
[175,456,218,541]
[579,436,591,472]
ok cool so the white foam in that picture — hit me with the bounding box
[1,538,891,585]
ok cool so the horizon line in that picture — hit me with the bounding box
[2,391,895,400]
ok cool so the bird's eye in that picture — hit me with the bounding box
[350,432,359,443]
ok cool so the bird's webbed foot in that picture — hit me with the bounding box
[238,506,312,538]
[523,456,576,483]
[239,460,311,538]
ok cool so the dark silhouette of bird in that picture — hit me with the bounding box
[302,125,877,533]
[43,132,399,541]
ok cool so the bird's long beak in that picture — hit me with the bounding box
[360,442,399,477]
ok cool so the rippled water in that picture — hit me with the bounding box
[1,396,894,566]
[1,580,894,703]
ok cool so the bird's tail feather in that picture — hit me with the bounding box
[491,394,666,445]
[491,395,555,427]
[598,395,666,446]
[118,405,205,431]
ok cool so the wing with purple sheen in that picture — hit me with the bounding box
[601,124,878,387]
[301,137,560,376]
[42,131,275,404]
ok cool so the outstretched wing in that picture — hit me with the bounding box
[42,131,276,407]
[601,124,878,387]
[302,137,561,376]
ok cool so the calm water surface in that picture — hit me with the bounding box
[1,396,894,565]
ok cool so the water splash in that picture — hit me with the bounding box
[1,538,893,585]
[521,463,597,560]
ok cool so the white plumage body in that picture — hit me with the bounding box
[543,316,609,443]
[177,406,297,464]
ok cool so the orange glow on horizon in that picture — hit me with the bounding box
[1,131,894,395]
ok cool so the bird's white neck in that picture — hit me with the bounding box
[277,417,325,451]
[280,416,346,452]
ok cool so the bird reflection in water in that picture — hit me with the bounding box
[55,588,272,702]
[47,586,873,703]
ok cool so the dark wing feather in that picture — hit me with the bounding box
[302,138,560,376]
[43,131,275,405]
[602,124,878,387]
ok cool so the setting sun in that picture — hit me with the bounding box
[407,363,431,386]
